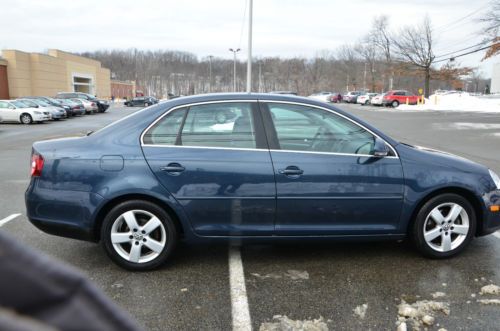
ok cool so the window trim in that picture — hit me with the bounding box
[259,100,399,158]
[140,100,267,151]
[140,99,398,158]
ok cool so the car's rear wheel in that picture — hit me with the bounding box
[411,193,476,258]
[391,100,399,107]
[20,113,33,124]
[101,200,177,270]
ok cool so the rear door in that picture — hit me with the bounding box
[260,101,404,235]
[141,101,276,236]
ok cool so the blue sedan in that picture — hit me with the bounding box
[25,93,500,270]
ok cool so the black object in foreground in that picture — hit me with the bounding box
[0,232,143,331]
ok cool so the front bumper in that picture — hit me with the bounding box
[33,115,50,121]
[479,190,500,236]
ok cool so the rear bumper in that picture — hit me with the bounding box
[25,180,104,242]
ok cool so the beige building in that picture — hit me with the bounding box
[1,49,111,99]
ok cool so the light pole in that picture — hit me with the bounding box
[246,0,253,93]
[229,48,240,92]
[208,55,214,93]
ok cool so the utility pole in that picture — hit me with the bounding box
[208,55,213,93]
[229,48,240,92]
[258,61,262,92]
[363,62,367,91]
[246,0,253,93]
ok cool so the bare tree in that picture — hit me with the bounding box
[392,16,435,97]
[480,0,500,60]
[355,40,378,92]
[369,15,393,90]
[337,44,359,92]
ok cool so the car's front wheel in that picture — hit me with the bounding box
[101,200,177,270]
[20,113,33,124]
[411,193,476,258]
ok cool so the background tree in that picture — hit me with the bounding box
[392,16,435,97]
[480,0,500,60]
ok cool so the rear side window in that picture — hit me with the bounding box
[180,103,256,149]
[142,102,257,149]
[143,108,187,145]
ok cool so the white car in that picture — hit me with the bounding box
[18,99,67,120]
[356,93,378,105]
[71,98,98,114]
[0,100,50,124]
[370,93,385,106]
[308,92,334,103]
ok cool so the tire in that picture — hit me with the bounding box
[101,200,178,270]
[391,100,399,107]
[144,102,151,107]
[20,113,33,124]
[411,193,476,259]
[365,101,370,105]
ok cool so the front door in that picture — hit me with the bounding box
[261,102,404,235]
[141,101,276,236]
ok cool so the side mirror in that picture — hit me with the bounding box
[373,137,389,157]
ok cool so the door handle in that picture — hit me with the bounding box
[279,166,304,176]
[160,163,185,173]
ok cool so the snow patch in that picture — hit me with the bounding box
[478,299,500,305]
[431,292,446,299]
[397,299,449,330]
[259,315,328,331]
[397,93,500,113]
[480,284,500,295]
[353,304,368,319]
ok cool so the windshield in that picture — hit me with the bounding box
[11,101,29,108]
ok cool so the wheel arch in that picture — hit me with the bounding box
[93,193,185,241]
[406,186,484,236]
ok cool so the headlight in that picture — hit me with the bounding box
[489,169,500,189]
[34,111,41,114]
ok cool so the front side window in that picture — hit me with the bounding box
[180,103,256,149]
[267,103,376,155]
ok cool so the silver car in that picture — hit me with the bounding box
[71,98,98,114]
[18,99,67,120]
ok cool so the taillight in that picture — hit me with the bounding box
[91,102,96,106]
[31,153,44,177]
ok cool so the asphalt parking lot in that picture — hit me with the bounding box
[1,102,500,331]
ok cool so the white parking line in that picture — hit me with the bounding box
[0,213,21,227]
[493,231,500,239]
[229,245,252,331]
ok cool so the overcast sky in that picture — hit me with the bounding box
[0,0,497,77]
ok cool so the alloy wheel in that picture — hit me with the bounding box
[21,114,32,124]
[110,209,167,263]
[423,202,470,252]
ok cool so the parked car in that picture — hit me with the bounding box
[71,98,98,114]
[370,93,385,106]
[58,99,86,116]
[23,96,73,115]
[308,92,335,103]
[356,93,378,105]
[269,91,298,95]
[0,100,50,124]
[383,90,420,107]
[18,98,67,120]
[25,93,500,270]
[124,96,159,107]
[330,93,343,103]
[343,91,363,103]
[56,92,109,113]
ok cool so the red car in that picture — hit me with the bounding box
[383,90,420,107]
[330,93,343,103]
